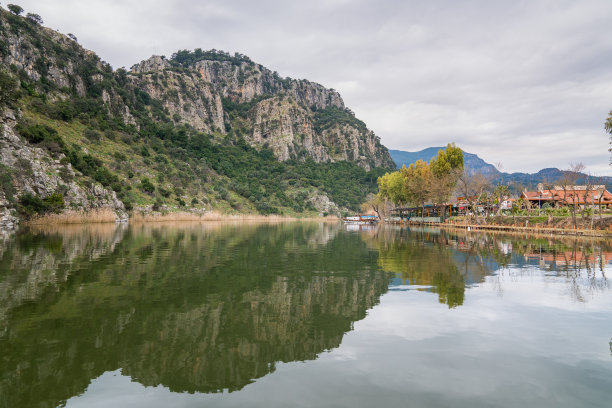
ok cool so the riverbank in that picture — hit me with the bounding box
[8,208,339,229]
[403,215,612,238]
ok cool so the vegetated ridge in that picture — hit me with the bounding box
[0,6,395,226]
[390,148,611,190]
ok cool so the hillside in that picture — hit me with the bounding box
[0,7,395,225]
[390,148,611,190]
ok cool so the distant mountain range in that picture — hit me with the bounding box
[389,148,611,190]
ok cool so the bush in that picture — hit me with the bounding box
[140,177,155,194]
[0,164,16,203]
[83,128,101,142]
[18,192,65,217]
[152,197,163,211]
[16,122,63,145]
[0,70,19,108]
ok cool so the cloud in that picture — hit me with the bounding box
[12,0,612,174]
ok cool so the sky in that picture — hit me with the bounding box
[13,0,612,174]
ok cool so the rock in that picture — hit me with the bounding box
[130,55,171,73]
[0,209,19,231]
[308,193,340,216]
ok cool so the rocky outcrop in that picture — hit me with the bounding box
[0,109,125,227]
[129,68,226,133]
[308,192,341,216]
[0,13,94,96]
[247,97,394,169]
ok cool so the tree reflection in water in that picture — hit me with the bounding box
[0,222,609,408]
[359,225,611,308]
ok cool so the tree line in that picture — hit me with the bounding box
[363,144,464,218]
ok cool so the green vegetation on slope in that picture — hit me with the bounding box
[0,8,392,216]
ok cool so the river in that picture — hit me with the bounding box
[0,222,610,407]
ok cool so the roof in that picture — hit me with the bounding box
[521,188,612,205]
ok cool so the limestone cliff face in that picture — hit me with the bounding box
[129,68,226,133]
[130,55,395,170]
[191,59,345,109]
[247,97,394,168]
[0,23,87,96]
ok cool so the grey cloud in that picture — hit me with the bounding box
[13,0,612,174]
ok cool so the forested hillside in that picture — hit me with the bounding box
[0,6,394,224]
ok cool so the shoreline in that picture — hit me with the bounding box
[399,221,612,238]
[14,209,340,228]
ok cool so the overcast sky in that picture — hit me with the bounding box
[14,0,612,174]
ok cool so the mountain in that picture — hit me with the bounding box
[390,148,498,176]
[390,148,611,190]
[0,7,395,224]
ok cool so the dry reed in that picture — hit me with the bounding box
[24,208,118,225]
[130,210,339,223]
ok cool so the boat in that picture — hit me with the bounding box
[342,214,379,224]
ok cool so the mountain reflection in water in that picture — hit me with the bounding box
[0,222,610,408]
[0,222,390,408]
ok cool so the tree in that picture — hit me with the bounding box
[0,71,19,108]
[25,12,43,24]
[457,170,491,219]
[7,4,24,15]
[493,184,510,215]
[558,162,585,230]
[361,193,392,222]
[405,159,432,214]
[606,110,612,165]
[377,144,463,221]
[429,143,464,217]
[378,168,408,206]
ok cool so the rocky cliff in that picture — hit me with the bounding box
[129,53,393,169]
[0,7,394,224]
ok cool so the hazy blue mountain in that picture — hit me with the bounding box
[389,148,498,176]
[389,148,611,189]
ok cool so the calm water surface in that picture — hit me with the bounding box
[0,222,610,407]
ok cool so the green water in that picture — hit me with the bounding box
[0,222,610,407]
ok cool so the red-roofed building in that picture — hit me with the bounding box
[521,185,612,208]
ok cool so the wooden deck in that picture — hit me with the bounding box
[424,221,612,238]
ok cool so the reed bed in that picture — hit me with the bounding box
[130,211,339,223]
[22,208,338,227]
[24,208,118,225]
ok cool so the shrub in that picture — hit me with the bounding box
[18,192,65,217]
[152,197,163,211]
[0,164,16,203]
[0,70,19,108]
[16,123,65,149]
[83,128,101,142]
[140,177,155,194]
